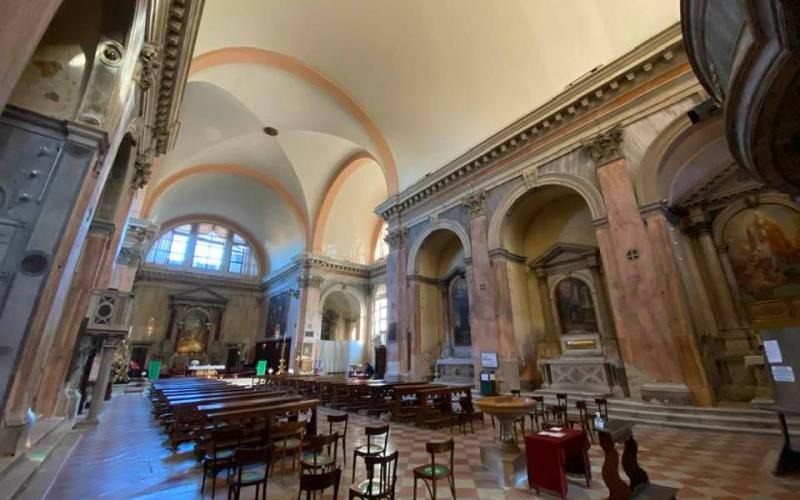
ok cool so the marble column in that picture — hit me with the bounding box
[586,127,710,405]
[35,222,114,417]
[687,209,742,331]
[464,191,519,391]
[296,275,323,371]
[385,227,409,379]
[85,335,123,424]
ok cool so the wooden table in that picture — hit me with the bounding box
[597,421,677,499]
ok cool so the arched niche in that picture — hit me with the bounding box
[320,288,362,342]
[162,287,228,371]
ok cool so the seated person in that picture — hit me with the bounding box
[364,362,375,379]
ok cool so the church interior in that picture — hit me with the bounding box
[1,1,800,498]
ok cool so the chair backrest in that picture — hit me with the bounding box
[556,393,568,409]
[364,424,389,454]
[595,398,609,418]
[362,450,399,497]
[298,466,342,500]
[327,412,349,435]
[426,438,454,474]
[272,420,306,444]
[458,397,474,414]
[307,432,339,467]
[575,400,588,419]
[211,425,243,453]
[510,389,521,397]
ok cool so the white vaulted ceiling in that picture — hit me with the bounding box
[143,0,679,277]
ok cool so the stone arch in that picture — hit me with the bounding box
[487,172,605,251]
[406,220,472,275]
[319,284,366,342]
[190,47,399,193]
[148,213,269,276]
[141,163,310,245]
[311,151,385,252]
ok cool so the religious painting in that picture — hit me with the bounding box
[266,291,290,338]
[450,276,472,347]
[176,309,210,354]
[555,277,598,334]
[724,205,800,302]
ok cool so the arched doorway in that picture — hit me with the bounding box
[411,228,471,380]
[497,185,618,389]
[318,288,365,375]
[321,290,361,341]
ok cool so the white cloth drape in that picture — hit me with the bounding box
[318,340,364,374]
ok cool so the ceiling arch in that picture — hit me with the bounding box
[190,47,399,193]
[142,163,310,243]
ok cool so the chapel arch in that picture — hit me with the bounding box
[495,184,618,388]
[320,288,363,342]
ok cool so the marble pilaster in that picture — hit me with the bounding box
[385,227,409,378]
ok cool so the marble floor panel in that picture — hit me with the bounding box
[41,392,800,499]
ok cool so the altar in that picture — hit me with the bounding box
[537,332,626,397]
[187,365,226,378]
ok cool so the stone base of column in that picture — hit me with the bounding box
[640,382,693,405]
[0,415,32,456]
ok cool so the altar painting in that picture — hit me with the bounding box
[176,309,209,354]
[450,276,471,347]
[266,291,290,338]
[724,205,800,302]
[555,277,598,334]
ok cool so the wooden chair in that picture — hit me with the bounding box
[455,397,484,434]
[349,450,399,499]
[351,424,390,481]
[271,420,306,476]
[567,400,594,442]
[595,398,609,419]
[510,390,526,441]
[413,439,456,500]
[527,396,546,432]
[328,412,349,465]
[300,432,340,474]
[298,466,342,500]
[201,425,242,498]
[228,445,273,500]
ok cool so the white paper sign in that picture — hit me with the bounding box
[764,340,783,364]
[771,365,796,383]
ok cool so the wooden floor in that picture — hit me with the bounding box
[39,390,800,499]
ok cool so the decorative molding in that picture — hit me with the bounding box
[463,190,486,218]
[385,228,409,250]
[298,275,324,289]
[376,24,686,220]
[131,149,155,190]
[488,248,526,264]
[136,264,262,292]
[582,126,624,166]
[136,43,161,91]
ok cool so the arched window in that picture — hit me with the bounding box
[146,222,259,276]
[373,222,389,261]
[371,284,388,345]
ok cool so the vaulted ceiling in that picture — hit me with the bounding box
[141,0,679,276]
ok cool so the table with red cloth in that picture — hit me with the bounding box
[524,428,591,498]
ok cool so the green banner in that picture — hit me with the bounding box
[148,360,161,380]
[256,360,267,377]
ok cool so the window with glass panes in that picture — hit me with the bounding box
[145,222,259,277]
[372,294,388,345]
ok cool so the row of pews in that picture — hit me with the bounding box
[264,375,479,430]
[150,377,319,456]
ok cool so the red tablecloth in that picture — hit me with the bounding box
[524,429,591,498]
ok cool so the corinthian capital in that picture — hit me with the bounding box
[463,190,487,218]
[132,149,155,190]
[385,228,409,250]
[583,126,624,167]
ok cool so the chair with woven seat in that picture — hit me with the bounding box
[351,424,389,481]
[201,425,243,498]
[271,420,307,476]
[328,413,349,465]
[297,466,342,500]
[300,431,339,474]
[413,439,456,500]
[228,445,273,500]
[349,450,398,499]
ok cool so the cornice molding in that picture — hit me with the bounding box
[376,23,686,221]
[488,248,526,264]
[137,265,262,291]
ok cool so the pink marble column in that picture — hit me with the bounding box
[586,128,711,405]
[465,191,518,391]
[491,257,522,390]
[384,227,409,379]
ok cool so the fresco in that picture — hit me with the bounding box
[724,205,800,302]
[266,290,291,338]
[176,309,209,353]
[555,277,598,334]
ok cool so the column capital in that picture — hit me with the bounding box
[298,275,323,289]
[462,190,487,218]
[582,126,624,167]
[131,148,156,190]
[684,207,712,236]
[385,227,409,250]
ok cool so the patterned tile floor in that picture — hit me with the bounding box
[43,392,800,499]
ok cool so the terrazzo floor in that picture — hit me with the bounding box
[41,391,800,499]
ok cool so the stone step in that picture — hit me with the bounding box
[0,418,74,500]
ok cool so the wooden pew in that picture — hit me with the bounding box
[415,385,473,429]
[389,384,445,422]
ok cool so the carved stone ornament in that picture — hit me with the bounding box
[136,44,162,91]
[298,275,324,289]
[384,228,409,250]
[463,190,487,218]
[131,150,155,190]
[582,126,624,167]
